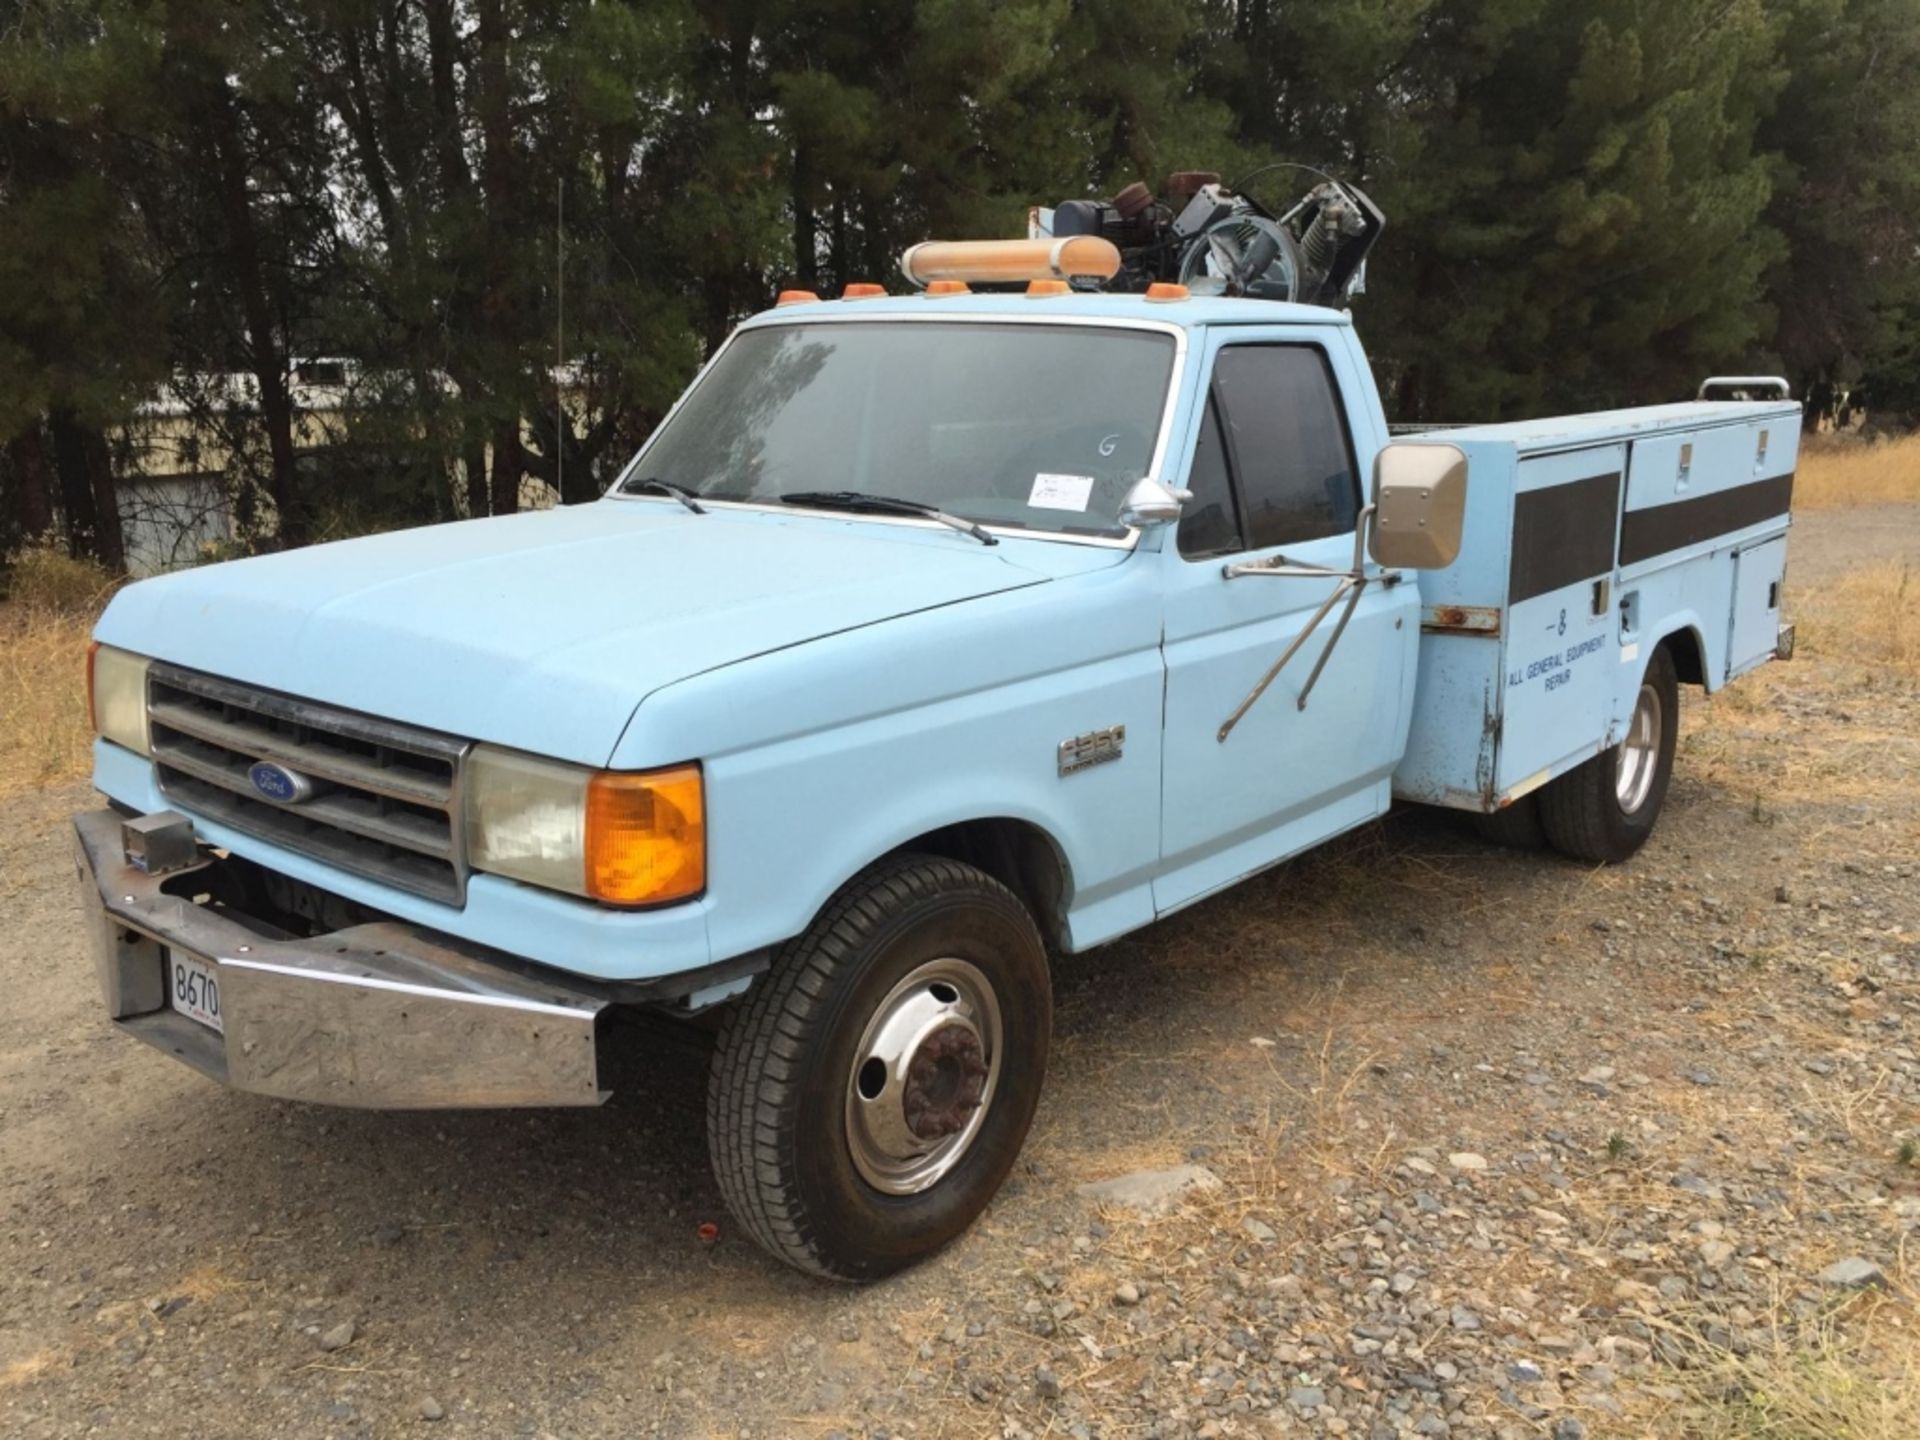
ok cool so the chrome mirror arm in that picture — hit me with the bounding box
[1224,560,1349,581]
[1217,504,1378,741]
[1292,576,1369,709]
[1222,501,1375,582]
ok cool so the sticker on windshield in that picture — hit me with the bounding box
[1029,473,1095,512]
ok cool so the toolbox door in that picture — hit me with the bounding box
[1496,445,1627,793]
[1727,536,1786,681]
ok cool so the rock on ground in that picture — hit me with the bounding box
[1075,1164,1222,1214]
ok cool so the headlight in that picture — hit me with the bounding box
[465,746,705,907]
[87,643,151,756]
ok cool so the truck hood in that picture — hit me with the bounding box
[97,501,1110,765]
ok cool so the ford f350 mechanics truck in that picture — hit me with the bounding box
[76,244,1798,1280]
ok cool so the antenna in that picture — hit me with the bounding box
[555,177,564,498]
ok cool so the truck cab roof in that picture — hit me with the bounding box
[735,290,1356,332]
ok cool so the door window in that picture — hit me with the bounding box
[1180,344,1359,557]
[1175,398,1243,557]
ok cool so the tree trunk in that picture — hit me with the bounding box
[464,435,490,518]
[337,27,406,259]
[475,0,521,516]
[82,425,124,574]
[829,199,848,294]
[203,86,304,547]
[703,278,735,356]
[6,423,56,540]
[47,407,125,573]
[792,143,817,288]
[423,0,475,194]
[489,418,522,517]
[1394,363,1423,426]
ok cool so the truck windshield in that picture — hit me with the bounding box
[620,321,1177,538]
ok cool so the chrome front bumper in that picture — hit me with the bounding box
[74,808,609,1109]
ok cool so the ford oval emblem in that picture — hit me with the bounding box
[248,760,315,805]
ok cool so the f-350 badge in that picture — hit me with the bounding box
[1058,725,1125,777]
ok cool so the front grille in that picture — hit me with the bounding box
[148,663,471,905]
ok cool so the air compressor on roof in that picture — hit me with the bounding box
[899,166,1385,307]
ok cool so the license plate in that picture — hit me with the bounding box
[165,950,224,1034]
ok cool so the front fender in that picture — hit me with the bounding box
[616,562,1169,963]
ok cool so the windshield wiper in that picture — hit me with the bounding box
[778,490,997,546]
[620,476,707,514]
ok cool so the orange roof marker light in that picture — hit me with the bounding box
[1025,279,1070,297]
[924,279,971,296]
[899,236,1121,289]
[1145,282,1190,302]
[841,282,887,299]
[775,289,819,306]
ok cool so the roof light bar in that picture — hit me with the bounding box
[899,236,1121,289]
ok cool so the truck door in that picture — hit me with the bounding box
[1154,332,1418,913]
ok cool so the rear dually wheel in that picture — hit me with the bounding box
[1538,643,1680,863]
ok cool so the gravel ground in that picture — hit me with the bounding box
[2,507,1916,1439]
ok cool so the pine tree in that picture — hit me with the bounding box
[138,1,344,547]
[0,0,171,569]
[1363,0,1786,420]
[1758,0,1920,413]
[305,0,712,512]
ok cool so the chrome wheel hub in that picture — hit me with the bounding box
[845,958,1003,1195]
[1615,682,1662,815]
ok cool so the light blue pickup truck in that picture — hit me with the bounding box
[76,268,1798,1278]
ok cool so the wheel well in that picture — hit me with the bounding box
[892,819,1069,947]
[1661,627,1707,688]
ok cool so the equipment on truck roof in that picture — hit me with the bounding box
[1046,166,1384,308]
[897,165,1385,310]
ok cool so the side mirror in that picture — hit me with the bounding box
[1370,442,1467,570]
[1120,476,1192,528]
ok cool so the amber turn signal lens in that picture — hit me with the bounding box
[85,639,102,730]
[841,282,886,298]
[585,765,705,906]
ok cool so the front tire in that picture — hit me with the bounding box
[1539,644,1680,863]
[707,854,1051,1280]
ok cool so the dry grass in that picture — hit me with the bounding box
[0,545,113,798]
[1650,1279,1919,1440]
[1683,551,1920,811]
[1798,560,1919,673]
[3,544,120,611]
[1795,434,1920,510]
